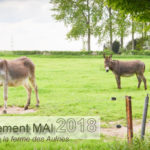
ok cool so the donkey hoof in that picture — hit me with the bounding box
[36,104,39,107]
[24,106,28,110]
[3,110,7,114]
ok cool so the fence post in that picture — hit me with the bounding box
[141,94,149,140]
[125,96,133,144]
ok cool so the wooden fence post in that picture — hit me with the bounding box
[125,96,133,144]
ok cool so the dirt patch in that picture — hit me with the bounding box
[0,106,36,114]
[101,120,150,138]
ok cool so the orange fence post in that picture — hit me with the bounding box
[125,96,133,144]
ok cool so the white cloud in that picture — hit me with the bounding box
[0,0,102,51]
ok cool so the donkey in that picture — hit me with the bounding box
[0,56,40,113]
[103,54,147,90]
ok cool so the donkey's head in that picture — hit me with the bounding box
[103,54,112,72]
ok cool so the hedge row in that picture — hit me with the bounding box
[0,50,107,56]
[0,51,93,56]
[121,50,150,55]
[0,49,149,56]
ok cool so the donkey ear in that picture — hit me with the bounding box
[103,53,105,58]
[109,54,112,58]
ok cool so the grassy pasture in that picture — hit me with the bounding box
[2,55,150,120]
[0,55,150,149]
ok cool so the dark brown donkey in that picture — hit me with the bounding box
[0,56,40,113]
[103,54,147,90]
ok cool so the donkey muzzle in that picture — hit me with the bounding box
[106,67,109,72]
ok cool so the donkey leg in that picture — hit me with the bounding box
[3,82,8,114]
[136,75,142,88]
[115,75,121,89]
[141,75,147,90]
[29,78,40,107]
[24,83,32,110]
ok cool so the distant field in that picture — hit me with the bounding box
[0,55,150,149]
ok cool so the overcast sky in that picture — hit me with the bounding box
[0,0,104,51]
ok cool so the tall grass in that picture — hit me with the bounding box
[0,137,150,150]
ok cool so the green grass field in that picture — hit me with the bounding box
[0,55,150,149]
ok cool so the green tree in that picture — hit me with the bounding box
[50,0,103,51]
[135,22,145,39]
[99,6,116,51]
[108,7,113,51]
[114,13,130,48]
[130,19,150,50]
[131,16,135,50]
[112,40,120,53]
[106,0,150,22]
[106,0,150,50]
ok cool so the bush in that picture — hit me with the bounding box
[112,41,120,54]
[120,49,150,55]
[126,40,136,50]
[142,50,150,55]
[98,49,113,55]
[126,37,148,50]
[131,50,144,55]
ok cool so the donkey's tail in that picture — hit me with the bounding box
[143,64,146,73]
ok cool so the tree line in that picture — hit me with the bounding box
[50,0,150,52]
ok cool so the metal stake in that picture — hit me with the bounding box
[141,94,149,140]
